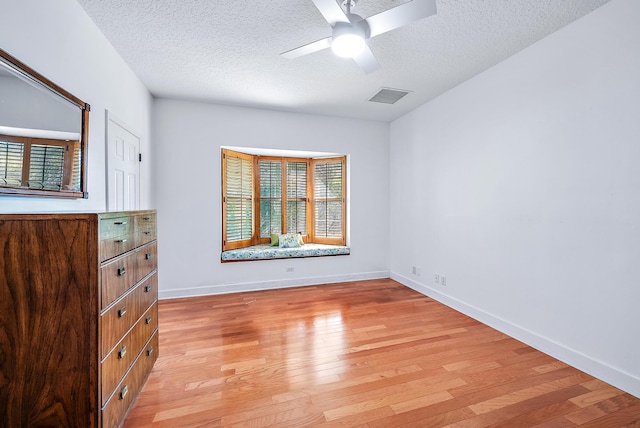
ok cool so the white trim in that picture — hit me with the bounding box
[391,271,640,399]
[159,270,390,300]
[222,145,342,159]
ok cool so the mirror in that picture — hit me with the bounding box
[0,48,89,198]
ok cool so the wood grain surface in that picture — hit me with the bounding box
[0,217,98,427]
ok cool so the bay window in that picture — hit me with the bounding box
[221,148,346,252]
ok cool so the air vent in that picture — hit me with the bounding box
[369,88,411,104]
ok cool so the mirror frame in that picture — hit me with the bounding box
[0,48,90,199]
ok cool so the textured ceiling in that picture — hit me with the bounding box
[76,0,611,122]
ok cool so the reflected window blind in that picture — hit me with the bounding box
[314,160,344,239]
[259,160,282,238]
[286,161,307,234]
[0,141,24,187]
[28,144,64,190]
[224,152,253,246]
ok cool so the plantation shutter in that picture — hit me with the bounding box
[313,157,346,245]
[222,149,254,250]
[258,159,282,238]
[286,161,307,234]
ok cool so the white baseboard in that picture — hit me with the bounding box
[391,271,640,399]
[159,270,390,300]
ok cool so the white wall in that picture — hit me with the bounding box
[0,0,153,212]
[390,0,640,397]
[154,99,389,297]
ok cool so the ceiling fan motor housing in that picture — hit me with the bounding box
[333,14,370,38]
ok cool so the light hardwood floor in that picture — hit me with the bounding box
[123,279,640,427]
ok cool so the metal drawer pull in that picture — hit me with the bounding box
[117,267,126,276]
[118,306,127,317]
[115,239,127,244]
[143,217,151,221]
[143,231,151,235]
[147,346,153,356]
[145,315,152,325]
[144,283,152,293]
[114,221,127,225]
[118,345,127,359]
[119,385,128,400]
[145,252,152,260]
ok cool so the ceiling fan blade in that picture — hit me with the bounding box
[311,0,349,24]
[281,37,332,59]
[352,45,380,74]
[365,0,437,38]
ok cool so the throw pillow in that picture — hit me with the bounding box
[279,233,301,248]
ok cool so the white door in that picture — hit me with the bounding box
[106,112,140,211]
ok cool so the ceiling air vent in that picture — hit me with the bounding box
[368,88,411,104]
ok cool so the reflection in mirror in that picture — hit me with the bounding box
[0,49,89,198]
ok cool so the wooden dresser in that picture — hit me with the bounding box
[0,210,159,427]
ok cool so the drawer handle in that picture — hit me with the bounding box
[117,267,126,276]
[143,231,151,235]
[147,345,153,356]
[118,345,127,359]
[120,385,128,400]
[114,221,127,225]
[144,283,152,293]
[145,315,152,325]
[145,252,152,260]
[115,239,127,244]
[118,306,127,317]
[143,217,151,221]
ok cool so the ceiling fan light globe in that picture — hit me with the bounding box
[331,33,365,58]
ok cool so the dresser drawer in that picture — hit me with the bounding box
[101,303,158,406]
[100,215,136,262]
[136,242,157,279]
[101,274,158,358]
[101,245,158,309]
[100,215,134,240]
[102,332,159,428]
[100,236,137,262]
[135,214,156,247]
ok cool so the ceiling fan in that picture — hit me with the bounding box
[281,0,437,74]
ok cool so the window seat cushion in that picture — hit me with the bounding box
[221,243,350,262]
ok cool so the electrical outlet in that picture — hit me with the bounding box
[412,266,417,275]
[441,275,447,286]
[416,268,421,276]
[435,274,440,284]
[286,266,294,272]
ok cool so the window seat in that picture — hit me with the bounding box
[221,243,350,262]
